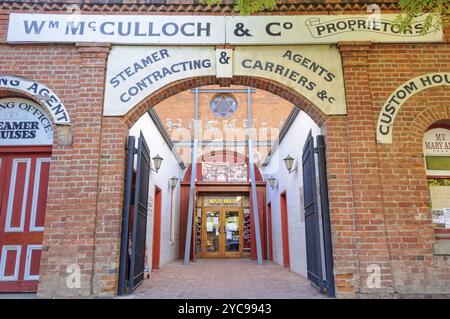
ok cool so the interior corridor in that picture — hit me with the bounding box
[129,259,327,299]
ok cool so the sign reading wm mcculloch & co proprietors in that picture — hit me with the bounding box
[7,13,443,45]
[103,45,346,116]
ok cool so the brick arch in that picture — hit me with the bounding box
[407,105,450,154]
[122,75,328,129]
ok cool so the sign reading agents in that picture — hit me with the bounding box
[0,98,53,146]
[8,13,442,45]
[234,46,346,114]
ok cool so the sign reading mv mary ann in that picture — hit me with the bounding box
[7,13,443,45]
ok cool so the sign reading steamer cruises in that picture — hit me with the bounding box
[7,13,442,44]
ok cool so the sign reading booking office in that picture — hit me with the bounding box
[7,13,443,45]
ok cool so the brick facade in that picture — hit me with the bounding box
[0,3,449,298]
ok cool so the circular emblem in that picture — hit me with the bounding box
[210,95,237,118]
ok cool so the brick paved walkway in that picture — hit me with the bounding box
[131,258,327,299]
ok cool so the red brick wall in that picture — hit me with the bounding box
[0,7,449,298]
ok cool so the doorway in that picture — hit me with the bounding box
[280,192,290,269]
[201,206,244,258]
[0,147,51,292]
[152,187,162,270]
[267,202,273,261]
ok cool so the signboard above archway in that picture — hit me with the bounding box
[103,45,346,116]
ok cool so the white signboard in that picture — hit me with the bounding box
[103,45,347,116]
[104,46,216,116]
[7,13,443,45]
[7,14,225,45]
[0,75,70,125]
[234,46,346,115]
[226,15,443,44]
[0,98,53,146]
[424,128,450,156]
[376,73,450,144]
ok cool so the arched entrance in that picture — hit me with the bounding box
[179,150,266,260]
[0,97,55,292]
[111,76,342,298]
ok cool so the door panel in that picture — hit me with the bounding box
[202,207,243,258]
[224,209,241,257]
[0,150,51,292]
[129,132,150,291]
[203,209,221,257]
[280,193,290,268]
[302,131,324,290]
[152,187,162,270]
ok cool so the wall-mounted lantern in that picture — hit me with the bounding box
[267,176,278,190]
[151,154,164,173]
[283,155,297,174]
[169,176,179,188]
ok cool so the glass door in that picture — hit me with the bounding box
[202,209,221,257]
[223,209,242,257]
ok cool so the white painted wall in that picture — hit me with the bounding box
[262,110,320,278]
[130,112,184,271]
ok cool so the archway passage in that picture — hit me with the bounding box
[0,97,53,293]
[120,81,337,298]
[179,150,267,261]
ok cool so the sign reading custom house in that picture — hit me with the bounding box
[104,45,346,116]
[7,14,443,45]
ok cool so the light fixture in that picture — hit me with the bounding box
[169,176,178,188]
[267,176,278,190]
[151,154,163,173]
[283,155,297,174]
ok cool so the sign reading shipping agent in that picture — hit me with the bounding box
[0,98,53,146]
[7,13,443,45]
[103,45,346,116]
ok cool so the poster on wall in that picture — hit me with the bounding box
[428,178,450,229]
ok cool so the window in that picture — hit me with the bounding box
[423,126,450,230]
[210,94,237,118]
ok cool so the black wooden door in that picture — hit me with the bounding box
[316,135,335,297]
[129,132,151,291]
[118,133,151,295]
[302,130,324,290]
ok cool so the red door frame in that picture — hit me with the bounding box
[267,202,273,261]
[152,186,162,270]
[280,192,290,269]
[0,146,52,292]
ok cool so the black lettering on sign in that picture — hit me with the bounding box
[0,121,39,139]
